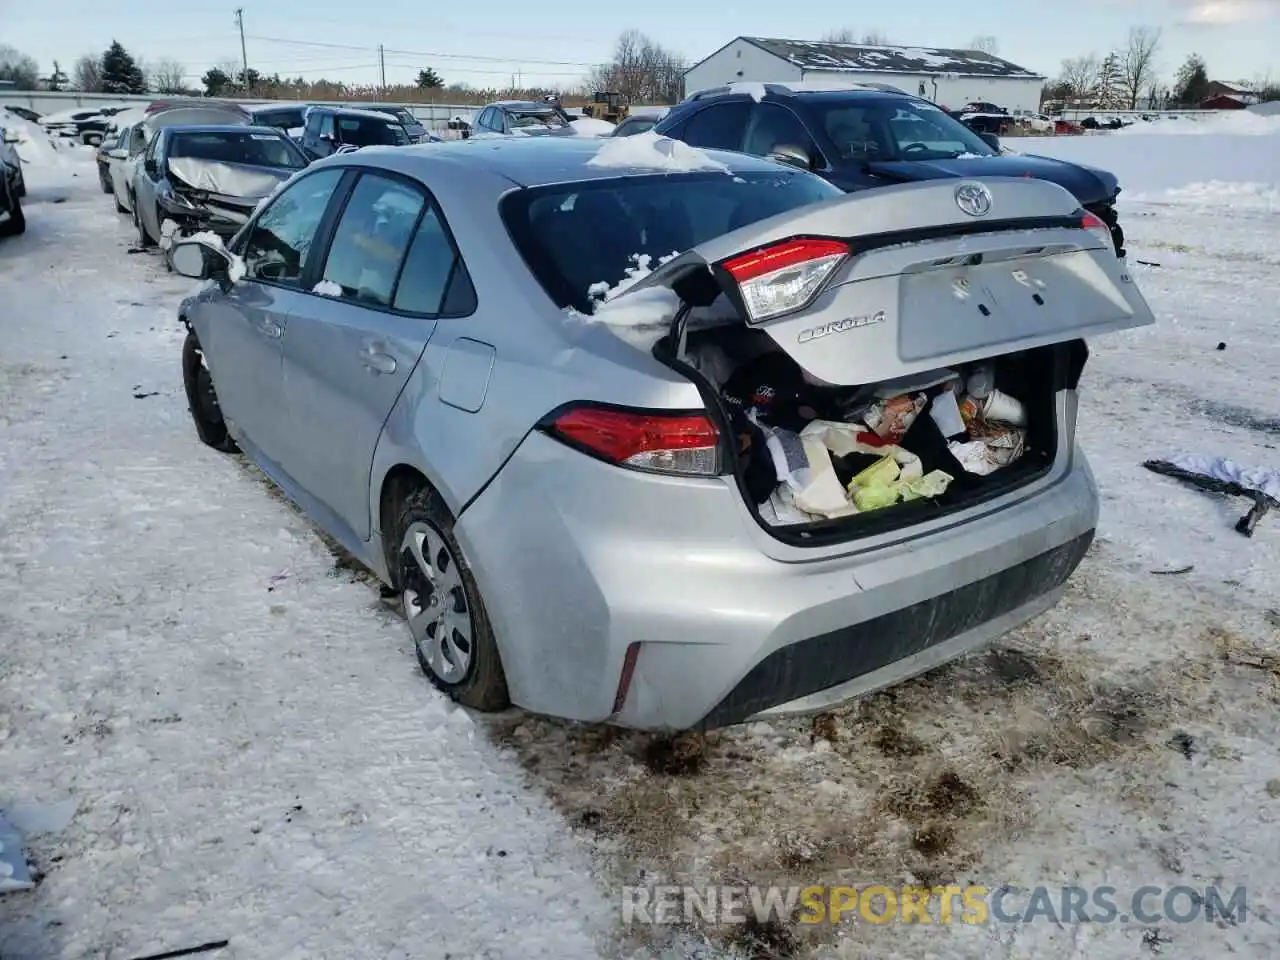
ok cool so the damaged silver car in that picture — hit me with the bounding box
[131,124,310,252]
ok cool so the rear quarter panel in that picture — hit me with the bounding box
[366,159,705,539]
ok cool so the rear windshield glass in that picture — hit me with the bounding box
[502,170,842,313]
[509,109,567,130]
[338,116,409,146]
[169,131,307,168]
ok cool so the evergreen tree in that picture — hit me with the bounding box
[202,67,230,97]
[1173,54,1209,107]
[416,67,443,89]
[100,41,146,95]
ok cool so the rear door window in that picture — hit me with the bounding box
[680,101,751,151]
[392,205,476,316]
[239,167,346,285]
[317,174,425,307]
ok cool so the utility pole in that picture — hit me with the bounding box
[379,44,386,92]
[235,8,249,87]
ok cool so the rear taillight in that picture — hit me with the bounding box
[719,237,849,324]
[544,405,721,476]
[1081,211,1112,249]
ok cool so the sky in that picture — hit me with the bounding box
[3,0,1279,91]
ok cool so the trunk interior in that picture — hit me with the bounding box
[656,324,1086,547]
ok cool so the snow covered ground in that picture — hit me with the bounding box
[2,115,1279,960]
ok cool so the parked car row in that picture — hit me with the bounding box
[143,75,1151,733]
[0,119,25,235]
[93,99,441,254]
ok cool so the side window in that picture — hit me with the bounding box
[680,101,751,151]
[304,110,321,138]
[320,114,335,140]
[476,108,493,131]
[744,103,821,163]
[318,174,425,308]
[128,127,147,156]
[241,168,345,285]
[392,204,476,315]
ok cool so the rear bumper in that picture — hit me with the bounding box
[456,430,1099,731]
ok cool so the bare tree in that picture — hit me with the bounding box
[151,58,188,94]
[586,29,686,103]
[73,53,103,92]
[821,28,890,45]
[0,45,40,89]
[1058,54,1100,104]
[1121,26,1161,110]
[969,35,999,55]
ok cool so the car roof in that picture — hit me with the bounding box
[331,134,798,189]
[491,100,555,111]
[308,105,403,121]
[164,124,290,136]
[684,80,914,104]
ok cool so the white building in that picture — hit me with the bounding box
[683,37,1046,115]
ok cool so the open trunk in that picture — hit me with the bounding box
[621,175,1155,543]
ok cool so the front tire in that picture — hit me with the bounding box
[395,488,508,712]
[0,196,25,237]
[181,331,237,453]
[99,165,113,194]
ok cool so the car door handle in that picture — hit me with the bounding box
[256,318,283,339]
[360,347,396,375]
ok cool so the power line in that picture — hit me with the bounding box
[244,34,599,68]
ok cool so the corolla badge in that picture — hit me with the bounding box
[954,181,993,218]
[797,311,886,344]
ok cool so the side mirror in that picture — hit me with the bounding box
[2,129,19,144]
[170,239,230,281]
[979,133,1001,152]
[767,143,814,170]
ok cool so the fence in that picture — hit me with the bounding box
[0,90,482,127]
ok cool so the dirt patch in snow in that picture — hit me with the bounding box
[482,546,1278,956]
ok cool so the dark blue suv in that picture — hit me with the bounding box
[653,82,1125,257]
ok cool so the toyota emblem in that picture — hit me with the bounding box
[954,182,993,217]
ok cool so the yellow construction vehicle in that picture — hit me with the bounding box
[583,91,629,124]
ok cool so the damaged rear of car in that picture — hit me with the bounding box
[133,124,309,249]
[483,145,1155,730]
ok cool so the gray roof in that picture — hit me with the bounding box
[698,37,1044,80]
[342,135,787,188]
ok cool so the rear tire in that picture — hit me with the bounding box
[114,191,127,214]
[394,487,509,712]
[181,331,238,453]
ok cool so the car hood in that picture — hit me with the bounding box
[168,157,295,200]
[865,154,1119,205]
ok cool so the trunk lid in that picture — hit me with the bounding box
[618,176,1155,386]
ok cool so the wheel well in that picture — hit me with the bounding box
[378,465,434,571]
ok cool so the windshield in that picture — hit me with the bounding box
[169,131,308,169]
[813,98,996,162]
[502,170,843,313]
[509,109,567,131]
[339,116,409,146]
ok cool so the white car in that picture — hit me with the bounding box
[106,123,146,214]
[1024,113,1055,134]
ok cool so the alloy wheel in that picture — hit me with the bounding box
[400,521,474,684]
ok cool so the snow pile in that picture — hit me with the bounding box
[727,81,768,102]
[312,279,343,296]
[568,117,616,137]
[1019,115,1279,195]
[586,131,731,173]
[1151,180,1279,212]
[1113,110,1280,136]
[0,113,63,167]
